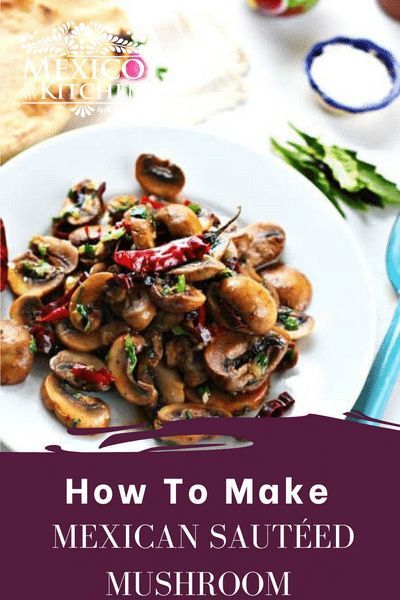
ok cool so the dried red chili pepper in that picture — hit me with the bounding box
[37,272,89,322]
[258,392,295,417]
[113,235,211,277]
[140,196,165,210]
[113,207,241,278]
[71,365,115,386]
[0,218,8,292]
[37,305,70,323]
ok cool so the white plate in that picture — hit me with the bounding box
[0,125,377,451]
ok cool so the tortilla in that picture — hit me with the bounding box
[1,0,129,163]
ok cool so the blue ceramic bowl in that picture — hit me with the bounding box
[305,36,400,114]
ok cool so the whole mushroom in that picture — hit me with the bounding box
[259,263,313,312]
[207,274,277,335]
[136,154,185,200]
[0,320,34,385]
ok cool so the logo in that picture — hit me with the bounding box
[20,21,148,117]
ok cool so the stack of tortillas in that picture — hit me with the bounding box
[1,0,129,163]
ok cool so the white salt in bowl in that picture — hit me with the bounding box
[305,36,400,114]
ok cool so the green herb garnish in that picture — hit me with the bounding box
[255,353,268,368]
[217,268,234,280]
[188,203,202,215]
[278,309,300,331]
[285,348,296,363]
[100,228,125,242]
[60,206,80,219]
[172,325,189,336]
[29,336,37,353]
[156,66,168,81]
[271,124,400,217]
[197,384,211,403]
[71,418,81,428]
[162,275,187,296]
[176,274,186,293]
[182,410,193,419]
[130,205,148,219]
[36,243,48,258]
[78,243,97,259]
[124,335,138,376]
[21,259,53,280]
[76,303,90,331]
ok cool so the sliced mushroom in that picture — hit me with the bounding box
[149,311,184,333]
[207,274,277,335]
[165,336,208,388]
[50,350,113,391]
[259,263,313,312]
[232,223,285,267]
[108,195,137,222]
[124,207,156,249]
[99,320,131,346]
[9,294,43,325]
[154,403,231,445]
[151,278,206,314]
[185,381,270,417]
[136,154,185,200]
[41,373,110,428]
[168,256,226,282]
[7,251,65,297]
[141,330,164,368]
[60,179,105,227]
[55,319,129,352]
[276,306,315,340]
[121,288,156,330]
[156,204,202,238]
[69,272,114,333]
[204,329,288,393]
[107,334,157,406]
[30,236,79,274]
[153,363,185,404]
[0,319,34,385]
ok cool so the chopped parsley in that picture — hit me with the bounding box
[29,336,37,353]
[188,203,202,215]
[176,274,186,293]
[162,274,187,296]
[36,243,48,258]
[125,335,138,376]
[171,325,188,337]
[60,206,81,220]
[130,205,148,219]
[156,66,168,81]
[254,353,269,368]
[21,259,53,280]
[76,303,90,331]
[197,384,211,404]
[285,348,297,363]
[71,418,81,428]
[278,308,300,331]
[217,268,234,280]
[78,243,97,259]
[100,228,126,242]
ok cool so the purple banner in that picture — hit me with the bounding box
[2,415,399,599]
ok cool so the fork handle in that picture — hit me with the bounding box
[351,299,400,420]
